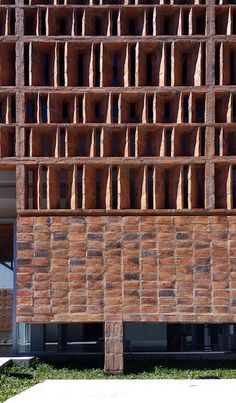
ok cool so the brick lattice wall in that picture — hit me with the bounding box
[17,215,236,324]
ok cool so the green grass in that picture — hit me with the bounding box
[2,359,236,402]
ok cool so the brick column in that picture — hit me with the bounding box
[104,321,123,373]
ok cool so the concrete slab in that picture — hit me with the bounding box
[4,379,236,403]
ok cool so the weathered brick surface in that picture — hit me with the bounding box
[16,215,236,324]
[0,289,13,332]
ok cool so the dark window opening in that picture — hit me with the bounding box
[42,167,47,209]
[130,47,136,86]
[41,9,46,36]
[201,43,206,85]
[95,45,100,87]
[182,53,188,85]
[147,96,153,123]
[42,133,50,157]
[59,128,65,157]
[164,102,170,123]
[112,11,118,36]
[43,53,50,86]
[10,9,15,35]
[112,166,118,209]
[27,100,36,123]
[129,128,136,156]
[78,96,83,123]
[77,166,83,208]
[180,133,189,156]
[25,128,30,157]
[215,129,220,156]
[11,96,16,123]
[147,166,154,209]
[59,19,66,35]
[196,15,205,35]
[95,129,101,157]
[233,167,236,208]
[182,10,189,35]
[215,44,220,85]
[24,44,29,86]
[76,14,83,35]
[146,53,153,85]
[59,46,65,86]
[113,96,119,123]
[129,169,135,209]
[112,53,119,86]
[164,169,170,208]
[233,97,236,122]
[196,166,205,208]
[25,16,34,35]
[95,16,101,35]
[183,95,189,123]
[230,51,235,85]
[183,166,189,208]
[165,130,172,156]
[147,10,153,35]
[78,54,84,86]
[128,18,136,35]
[41,97,48,123]
[196,99,205,123]
[130,102,136,122]
[95,102,100,122]
[233,11,236,34]
[163,17,170,35]
[200,128,205,156]
[0,103,3,124]
[60,169,68,209]
[166,43,171,86]
[28,169,35,209]
[62,102,68,122]
[96,169,101,209]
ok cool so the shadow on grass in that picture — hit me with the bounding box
[124,357,236,374]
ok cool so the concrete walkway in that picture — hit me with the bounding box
[5,379,236,403]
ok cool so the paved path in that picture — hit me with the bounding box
[5,379,236,403]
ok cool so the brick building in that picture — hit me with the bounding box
[1,0,236,372]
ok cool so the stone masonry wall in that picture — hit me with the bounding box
[16,215,236,324]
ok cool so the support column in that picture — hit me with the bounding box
[104,321,123,373]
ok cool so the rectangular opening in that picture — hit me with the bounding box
[95,129,101,157]
[77,166,83,208]
[41,167,47,209]
[147,166,154,209]
[112,166,118,209]
[129,128,136,157]
[165,130,172,156]
[59,45,65,86]
[94,45,100,87]
[215,128,220,156]
[183,166,188,209]
[24,44,29,86]
[130,46,136,86]
[59,128,65,157]
[27,169,35,209]
[112,11,118,36]
[60,169,68,209]
[165,43,171,86]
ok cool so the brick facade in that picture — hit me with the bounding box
[17,215,236,324]
[0,289,13,333]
